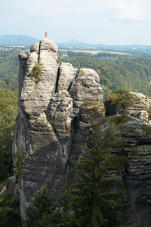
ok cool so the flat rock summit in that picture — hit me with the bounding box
[13,38,151,226]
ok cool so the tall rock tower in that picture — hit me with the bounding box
[13,38,105,223]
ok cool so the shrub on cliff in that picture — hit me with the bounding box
[105,89,132,116]
[30,64,42,84]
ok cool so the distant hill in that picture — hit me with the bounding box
[1,35,151,55]
[0,35,39,47]
[58,40,151,55]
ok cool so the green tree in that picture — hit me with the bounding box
[0,88,17,181]
[63,128,128,227]
[25,128,128,227]
[0,189,21,227]
[26,187,61,227]
[60,54,151,98]
[0,49,19,90]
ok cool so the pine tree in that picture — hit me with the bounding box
[25,128,128,227]
[26,187,61,227]
[63,127,128,227]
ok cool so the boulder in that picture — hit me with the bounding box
[69,68,104,114]
[57,62,77,92]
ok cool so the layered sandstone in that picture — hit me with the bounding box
[13,39,105,224]
[13,38,151,227]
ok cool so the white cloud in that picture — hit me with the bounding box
[83,0,149,22]
[113,0,146,21]
[1,0,150,22]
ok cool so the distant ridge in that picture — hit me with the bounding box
[0,35,151,54]
[58,39,151,55]
[0,35,39,47]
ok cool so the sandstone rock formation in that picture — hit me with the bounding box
[128,92,151,112]
[13,38,105,224]
[13,38,151,227]
[98,116,151,227]
[105,91,151,123]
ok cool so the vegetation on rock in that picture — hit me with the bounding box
[81,100,104,110]
[141,125,151,136]
[147,109,151,120]
[105,89,133,116]
[30,64,42,84]
[2,49,151,95]
[1,45,151,226]
[61,129,128,227]
[26,128,128,227]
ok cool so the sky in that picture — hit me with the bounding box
[1,0,151,45]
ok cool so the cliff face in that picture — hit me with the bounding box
[13,39,104,222]
[98,116,151,227]
[13,39,151,227]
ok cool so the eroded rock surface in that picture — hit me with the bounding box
[19,39,59,116]
[128,92,151,112]
[70,68,103,114]
[13,39,151,227]
[13,39,105,224]
[57,62,77,92]
[98,117,151,227]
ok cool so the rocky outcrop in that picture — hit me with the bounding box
[98,116,151,227]
[79,101,105,125]
[70,68,103,114]
[57,62,77,92]
[13,38,105,224]
[19,39,59,117]
[128,92,151,112]
[13,38,151,227]
[105,91,151,123]
[138,110,149,122]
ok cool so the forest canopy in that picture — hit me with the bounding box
[60,53,151,98]
[0,88,17,182]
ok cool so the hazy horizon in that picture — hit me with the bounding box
[1,0,151,45]
[1,34,151,46]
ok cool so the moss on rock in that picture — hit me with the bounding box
[81,100,104,111]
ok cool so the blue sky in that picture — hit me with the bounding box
[1,0,151,45]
